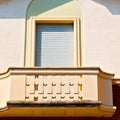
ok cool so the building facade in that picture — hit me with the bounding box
[0,0,120,119]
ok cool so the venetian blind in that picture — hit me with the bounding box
[35,23,74,67]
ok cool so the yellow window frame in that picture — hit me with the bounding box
[28,17,80,67]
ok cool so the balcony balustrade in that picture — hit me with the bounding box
[0,67,116,117]
[25,75,83,102]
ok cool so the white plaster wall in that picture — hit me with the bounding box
[80,0,120,78]
[98,76,113,106]
[0,0,31,73]
[0,77,11,108]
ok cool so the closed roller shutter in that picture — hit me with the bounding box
[36,23,74,67]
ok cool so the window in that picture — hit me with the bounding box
[30,17,80,67]
[36,23,74,67]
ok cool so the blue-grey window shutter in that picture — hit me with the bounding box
[36,23,74,67]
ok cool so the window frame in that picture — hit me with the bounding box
[30,17,80,67]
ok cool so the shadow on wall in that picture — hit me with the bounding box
[0,0,31,18]
[91,0,120,15]
[0,0,13,4]
[0,0,72,19]
[27,0,73,19]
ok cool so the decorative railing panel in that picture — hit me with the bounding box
[25,75,83,102]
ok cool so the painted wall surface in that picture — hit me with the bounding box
[80,0,120,78]
[0,0,31,108]
[0,0,31,73]
[0,77,10,108]
[0,0,120,78]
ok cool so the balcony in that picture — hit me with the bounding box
[0,67,116,117]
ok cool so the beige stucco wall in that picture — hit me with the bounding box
[0,0,31,73]
[0,0,120,78]
[0,0,31,108]
[80,0,120,78]
[0,76,11,108]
